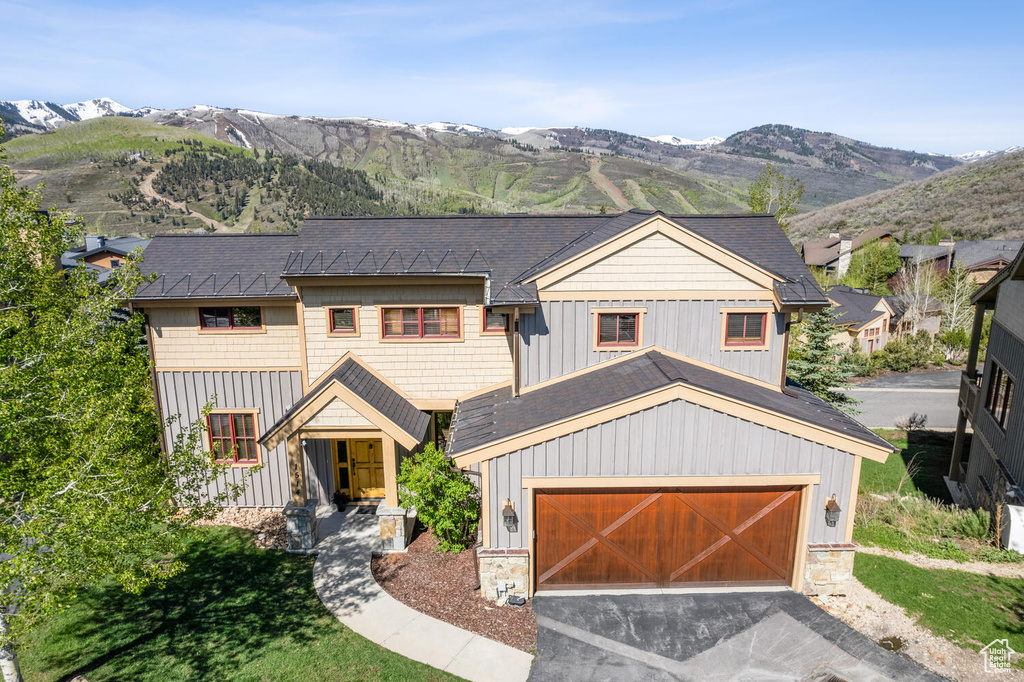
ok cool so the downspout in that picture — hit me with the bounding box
[512,306,521,398]
[460,467,484,591]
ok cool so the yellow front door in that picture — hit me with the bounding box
[351,439,385,499]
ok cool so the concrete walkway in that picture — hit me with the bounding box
[312,507,534,682]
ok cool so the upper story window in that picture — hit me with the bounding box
[985,362,1015,430]
[596,312,640,348]
[723,311,767,348]
[381,306,461,340]
[199,306,262,330]
[483,307,510,333]
[208,412,259,465]
[328,307,359,336]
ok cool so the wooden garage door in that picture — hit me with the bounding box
[535,486,801,590]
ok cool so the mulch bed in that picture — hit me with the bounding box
[371,529,536,652]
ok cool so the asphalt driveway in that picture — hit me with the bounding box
[842,370,960,430]
[530,591,944,682]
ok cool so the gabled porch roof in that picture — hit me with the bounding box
[260,353,430,451]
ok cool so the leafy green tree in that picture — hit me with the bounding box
[0,135,245,682]
[397,444,479,552]
[842,241,901,295]
[748,162,805,234]
[787,308,858,411]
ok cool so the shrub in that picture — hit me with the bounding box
[951,508,991,540]
[895,412,928,431]
[396,443,480,553]
[938,328,970,364]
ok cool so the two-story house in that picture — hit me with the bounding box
[132,210,894,601]
[948,244,1024,531]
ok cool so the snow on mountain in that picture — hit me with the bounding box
[954,145,1022,163]
[500,126,549,135]
[63,97,133,120]
[7,100,74,128]
[421,121,487,134]
[644,134,725,148]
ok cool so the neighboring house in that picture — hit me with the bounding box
[62,234,150,283]
[132,210,894,601]
[886,294,944,339]
[949,243,1024,520]
[801,227,896,277]
[901,239,1024,285]
[826,285,894,353]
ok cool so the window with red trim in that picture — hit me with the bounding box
[483,307,510,333]
[597,312,639,347]
[328,307,357,334]
[208,412,259,464]
[199,306,262,329]
[724,312,766,346]
[985,363,1015,430]
[382,307,460,339]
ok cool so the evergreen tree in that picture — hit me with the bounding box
[787,308,858,412]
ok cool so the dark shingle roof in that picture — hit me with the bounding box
[447,349,893,456]
[284,213,649,304]
[134,234,298,299]
[259,357,429,445]
[61,236,150,268]
[133,211,827,305]
[826,285,888,328]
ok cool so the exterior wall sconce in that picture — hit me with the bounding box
[502,500,518,533]
[824,495,842,528]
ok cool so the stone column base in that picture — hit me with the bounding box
[803,543,856,597]
[478,548,529,604]
[377,502,417,552]
[282,499,319,552]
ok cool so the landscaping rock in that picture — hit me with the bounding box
[194,507,287,550]
[813,577,1023,681]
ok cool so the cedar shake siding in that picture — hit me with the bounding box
[299,284,514,399]
[157,370,325,507]
[482,398,858,549]
[520,299,784,387]
[149,305,301,369]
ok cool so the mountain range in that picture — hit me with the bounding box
[2,97,1020,240]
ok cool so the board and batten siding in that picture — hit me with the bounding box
[149,306,301,369]
[303,439,335,505]
[520,299,784,387]
[994,279,1024,340]
[970,320,1024,489]
[157,370,329,507]
[299,284,514,399]
[485,398,856,550]
[545,232,763,292]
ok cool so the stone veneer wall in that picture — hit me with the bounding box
[803,543,856,597]
[377,503,417,552]
[477,548,529,604]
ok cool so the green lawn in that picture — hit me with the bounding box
[859,429,954,501]
[855,553,1024,658]
[20,527,458,682]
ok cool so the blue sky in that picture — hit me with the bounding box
[3,0,1022,154]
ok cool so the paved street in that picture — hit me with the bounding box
[843,370,960,430]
